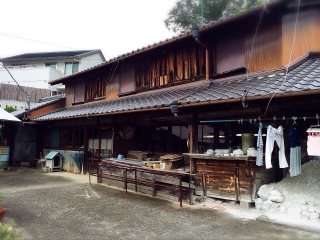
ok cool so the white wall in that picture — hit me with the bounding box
[0,99,26,110]
[81,53,104,70]
[0,67,62,89]
[0,52,105,90]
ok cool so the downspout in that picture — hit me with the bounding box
[192,27,210,80]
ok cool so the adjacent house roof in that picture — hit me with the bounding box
[32,52,320,121]
[49,0,287,85]
[1,49,106,62]
[11,94,65,118]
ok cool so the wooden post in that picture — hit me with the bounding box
[202,173,207,196]
[152,174,156,197]
[213,124,219,149]
[167,125,172,152]
[135,169,137,192]
[122,169,126,191]
[83,126,88,174]
[234,166,239,201]
[188,125,193,153]
[189,178,194,205]
[124,169,128,194]
[179,178,182,207]
[249,166,253,202]
[193,113,198,153]
[97,164,102,183]
[188,112,198,153]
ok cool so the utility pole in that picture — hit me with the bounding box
[200,0,204,26]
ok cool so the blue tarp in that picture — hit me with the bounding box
[72,152,83,171]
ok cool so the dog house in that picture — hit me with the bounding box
[45,151,63,172]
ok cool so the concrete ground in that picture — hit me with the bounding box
[0,167,319,240]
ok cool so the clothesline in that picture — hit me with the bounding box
[200,114,319,124]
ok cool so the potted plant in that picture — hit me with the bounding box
[0,194,6,222]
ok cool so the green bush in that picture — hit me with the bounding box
[4,106,15,113]
[0,220,21,240]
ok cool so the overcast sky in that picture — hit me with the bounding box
[0,0,178,61]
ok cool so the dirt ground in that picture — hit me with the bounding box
[0,167,319,240]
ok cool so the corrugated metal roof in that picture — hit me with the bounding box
[32,53,320,121]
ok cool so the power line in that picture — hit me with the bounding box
[262,0,300,116]
[0,32,76,50]
[1,62,30,110]
[242,8,264,108]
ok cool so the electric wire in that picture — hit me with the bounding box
[0,62,30,110]
[242,7,264,108]
[262,0,300,116]
[0,32,76,50]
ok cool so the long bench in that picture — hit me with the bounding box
[88,160,194,207]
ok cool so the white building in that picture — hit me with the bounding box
[0,49,106,92]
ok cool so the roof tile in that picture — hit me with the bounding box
[33,55,320,121]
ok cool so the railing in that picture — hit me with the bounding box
[88,159,195,207]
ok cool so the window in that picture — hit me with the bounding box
[74,80,86,103]
[45,63,57,69]
[65,62,79,74]
[88,128,113,159]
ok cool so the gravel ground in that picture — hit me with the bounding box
[0,167,319,240]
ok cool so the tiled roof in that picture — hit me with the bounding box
[11,94,65,117]
[32,53,320,121]
[1,50,105,62]
[49,0,285,85]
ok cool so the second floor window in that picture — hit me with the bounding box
[65,62,79,74]
[45,63,57,69]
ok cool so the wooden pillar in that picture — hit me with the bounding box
[98,121,101,162]
[188,113,199,153]
[205,47,210,80]
[167,125,172,152]
[188,125,193,153]
[83,126,88,174]
[152,174,156,197]
[213,124,220,149]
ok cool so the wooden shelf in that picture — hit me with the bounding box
[183,153,256,161]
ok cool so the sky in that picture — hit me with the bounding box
[0,0,178,61]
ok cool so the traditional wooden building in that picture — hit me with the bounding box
[13,0,320,204]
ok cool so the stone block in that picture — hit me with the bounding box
[257,185,270,200]
[268,189,284,203]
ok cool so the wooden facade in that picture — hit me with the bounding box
[28,99,66,119]
[282,8,320,65]
[11,0,320,204]
[60,6,320,108]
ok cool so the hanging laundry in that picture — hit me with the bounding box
[306,128,320,156]
[256,122,264,166]
[265,125,288,169]
[288,124,301,177]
